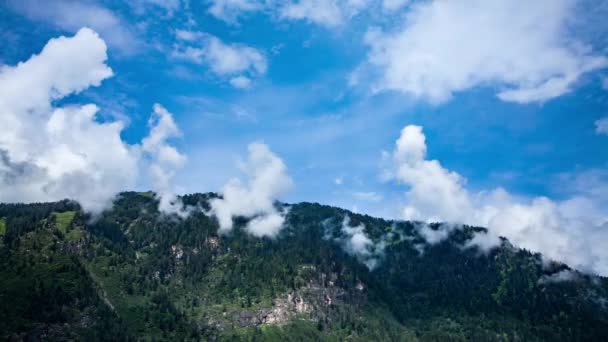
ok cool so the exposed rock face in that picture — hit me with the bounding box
[259,274,356,326]
[206,269,366,331]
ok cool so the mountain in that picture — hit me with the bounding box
[1,192,607,341]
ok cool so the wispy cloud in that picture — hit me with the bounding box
[596,117,608,135]
[172,30,267,88]
[7,0,144,55]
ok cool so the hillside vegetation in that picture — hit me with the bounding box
[1,192,607,341]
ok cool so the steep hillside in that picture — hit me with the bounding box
[1,192,607,341]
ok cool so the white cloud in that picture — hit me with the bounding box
[361,0,607,104]
[0,28,135,213]
[596,117,608,135]
[0,28,187,215]
[230,75,252,89]
[280,0,343,27]
[142,104,189,217]
[539,269,577,284]
[208,0,264,23]
[247,212,285,237]
[390,126,473,223]
[210,143,292,237]
[172,31,267,88]
[280,0,369,27]
[206,0,368,27]
[386,125,608,276]
[174,29,205,42]
[382,0,409,11]
[417,223,452,245]
[339,215,381,269]
[7,0,142,55]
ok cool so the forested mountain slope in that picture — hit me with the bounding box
[1,192,607,341]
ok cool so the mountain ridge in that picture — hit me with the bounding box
[1,191,607,341]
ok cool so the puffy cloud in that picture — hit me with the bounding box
[0,28,135,213]
[142,104,188,217]
[0,28,187,215]
[386,125,608,276]
[172,31,267,88]
[210,143,292,237]
[361,0,607,104]
[7,0,142,55]
[596,117,608,135]
[390,126,473,223]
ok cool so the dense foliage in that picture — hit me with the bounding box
[1,192,607,341]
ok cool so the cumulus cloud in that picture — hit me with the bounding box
[7,0,142,55]
[141,104,189,217]
[386,125,608,276]
[0,28,134,213]
[210,143,292,237]
[596,117,608,135]
[172,30,267,88]
[360,0,607,104]
[0,28,187,215]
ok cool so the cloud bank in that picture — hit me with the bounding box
[210,143,292,237]
[0,28,185,214]
[361,0,607,104]
[386,125,608,276]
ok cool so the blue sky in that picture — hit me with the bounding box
[1,0,608,221]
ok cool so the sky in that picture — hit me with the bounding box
[1,1,608,274]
